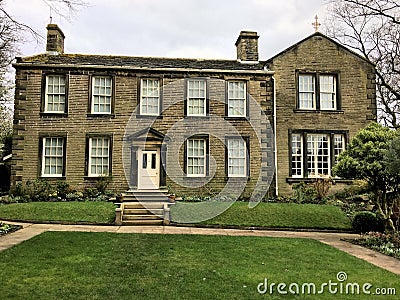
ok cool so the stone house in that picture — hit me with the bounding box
[11,24,376,199]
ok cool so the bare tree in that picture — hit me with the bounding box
[327,0,400,128]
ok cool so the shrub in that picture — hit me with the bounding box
[83,187,99,199]
[352,211,385,233]
[55,181,72,199]
[9,183,28,201]
[292,182,318,204]
[95,176,112,195]
[25,179,57,202]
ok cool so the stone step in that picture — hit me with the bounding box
[124,208,164,215]
[122,214,163,221]
[123,202,165,209]
[121,219,164,226]
[126,189,168,194]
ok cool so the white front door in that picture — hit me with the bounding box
[138,149,160,189]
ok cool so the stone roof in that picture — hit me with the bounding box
[15,54,269,72]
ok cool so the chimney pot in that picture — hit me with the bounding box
[235,31,259,62]
[46,24,65,54]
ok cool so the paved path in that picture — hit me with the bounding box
[1,221,400,276]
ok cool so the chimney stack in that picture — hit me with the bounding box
[235,31,259,62]
[46,24,65,54]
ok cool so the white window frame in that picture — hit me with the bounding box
[333,134,345,163]
[91,76,112,114]
[227,138,247,177]
[88,137,110,177]
[298,74,316,109]
[298,73,338,111]
[227,81,246,117]
[307,134,330,177]
[291,134,303,178]
[320,75,337,110]
[44,75,66,113]
[291,133,346,178]
[140,78,160,116]
[186,138,206,177]
[187,79,206,116]
[41,137,64,177]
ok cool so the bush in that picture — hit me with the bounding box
[8,180,111,203]
[55,181,72,199]
[292,182,329,204]
[95,176,112,195]
[25,179,54,202]
[352,211,385,233]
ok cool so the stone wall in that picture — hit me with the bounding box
[269,34,376,195]
[11,68,275,199]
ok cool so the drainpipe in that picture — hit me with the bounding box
[272,76,278,196]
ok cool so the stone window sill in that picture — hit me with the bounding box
[286,177,353,184]
[87,114,116,119]
[40,112,68,118]
[293,109,344,114]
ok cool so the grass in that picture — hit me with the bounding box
[171,202,352,230]
[0,202,115,224]
[0,232,398,299]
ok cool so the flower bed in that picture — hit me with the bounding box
[0,222,21,236]
[350,232,400,260]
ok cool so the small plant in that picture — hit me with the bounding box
[22,179,54,202]
[292,182,317,204]
[351,232,400,260]
[83,187,99,200]
[0,222,20,236]
[65,192,84,202]
[352,211,385,233]
[313,177,332,201]
[55,181,72,199]
[95,175,112,195]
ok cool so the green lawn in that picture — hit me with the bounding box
[0,202,115,224]
[171,202,352,230]
[0,232,398,299]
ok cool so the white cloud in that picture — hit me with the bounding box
[5,0,328,60]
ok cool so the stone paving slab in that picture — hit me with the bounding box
[1,221,399,275]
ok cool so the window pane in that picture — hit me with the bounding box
[45,75,66,113]
[320,75,336,110]
[187,80,206,116]
[228,81,246,117]
[141,79,160,115]
[42,137,64,176]
[298,75,315,109]
[143,153,147,169]
[291,134,302,177]
[307,134,330,177]
[334,134,345,164]
[228,138,246,177]
[89,137,110,176]
[187,138,206,176]
[92,76,112,114]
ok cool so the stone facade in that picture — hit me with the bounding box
[11,26,376,198]
[268,33,376,195]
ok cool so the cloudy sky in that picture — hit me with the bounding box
[6,0,329,60]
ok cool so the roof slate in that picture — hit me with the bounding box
[16,54,267,71]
